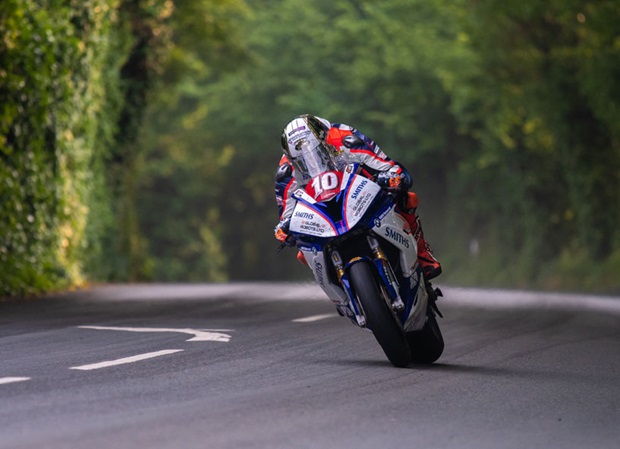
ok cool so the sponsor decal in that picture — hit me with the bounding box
[377,207,391,221]
[314,261,325,287]
[288,130,311,147]
[384,227,410,248]
[287,125,307,136]
[300,221,326,234]
[350,191,373,218]
[350,180,368,200]
[294,211,314,220]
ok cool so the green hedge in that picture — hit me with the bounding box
[0,0,170,297]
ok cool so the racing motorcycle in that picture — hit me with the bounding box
[280,149,444,368]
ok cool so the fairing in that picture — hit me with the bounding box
[289,169,382,237]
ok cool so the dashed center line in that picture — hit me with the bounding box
[70,349,184,371]
[0,377,30,385]
[292,313,338,323]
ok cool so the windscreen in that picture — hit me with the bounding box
[298,140,335,178]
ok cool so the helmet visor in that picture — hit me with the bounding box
[295,139,335,178]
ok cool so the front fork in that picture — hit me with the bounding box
[367,235,405,312]
[330,250,367,327]
[331,235,405,328]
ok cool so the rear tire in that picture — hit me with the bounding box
[349,261,410,368]
[406,312,444,364]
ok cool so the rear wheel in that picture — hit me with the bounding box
[406,307,444,364]
[349,261,410,368]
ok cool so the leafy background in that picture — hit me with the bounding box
[1,0,619,297]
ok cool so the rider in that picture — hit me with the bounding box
[274,114,442,280]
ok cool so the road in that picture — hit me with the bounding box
[1,283,619,449]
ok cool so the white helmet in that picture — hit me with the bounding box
[280,115,336,178]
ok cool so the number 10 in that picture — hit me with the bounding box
[311,172,339,194]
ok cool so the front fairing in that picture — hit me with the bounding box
[289,164,391,241]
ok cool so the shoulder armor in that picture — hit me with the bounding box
[343,134,364,149]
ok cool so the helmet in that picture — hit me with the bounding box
[280,115,337,178]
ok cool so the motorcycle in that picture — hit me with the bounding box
[281,155,444,367]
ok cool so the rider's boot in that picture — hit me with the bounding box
[400,192,442,280]
[416,236,442,280]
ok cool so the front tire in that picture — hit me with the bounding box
[349,261,410,368]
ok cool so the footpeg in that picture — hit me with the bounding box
[426,284,444,318]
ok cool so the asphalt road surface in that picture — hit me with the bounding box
[1,283,619,449]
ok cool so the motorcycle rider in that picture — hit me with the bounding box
[274,114,442,280]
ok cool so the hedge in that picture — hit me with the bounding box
[0,0,170,297]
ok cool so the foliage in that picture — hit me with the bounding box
[135,0,619,292]
[443,0,620,290]
[134,0,249,281]
[1,0,119,295]
[2,0,618,296]
[0,0,171,297]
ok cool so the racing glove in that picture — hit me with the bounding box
[274,218,293,244]
[376,168,406,191]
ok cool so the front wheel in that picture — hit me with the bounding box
[349,261,410,368]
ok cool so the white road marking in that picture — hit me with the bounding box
[0,377,30,385]
[293,313,338,323]
[78,326,232,342]
[70,349,183,371]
